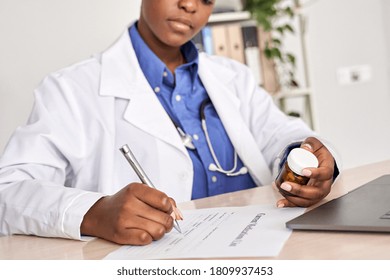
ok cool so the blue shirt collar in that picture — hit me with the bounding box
[129,22,199,90]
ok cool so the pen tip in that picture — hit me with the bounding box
[174,221,182,234]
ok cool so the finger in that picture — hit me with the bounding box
[279,181,324,200]
[127,214,171,240]
[169,197,184,220]
[303,165,333,181]
[171,206,184,221]
[176,208,184,220]
[277,198,298,208]
[301,137,322,152]
[301,137,335,181]
[132,198,174,232]
[130,184,173,214]
[111,228,153,245]
[300,142,314,152]
[277,196,314,208]
[277,184,323,207]
[302,137,334,166]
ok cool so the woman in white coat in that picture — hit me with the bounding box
[0,0,337,245]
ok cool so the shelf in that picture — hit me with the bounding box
[206,7,315,130]
[273,88,312,99]
[273,88,315,130]
[208,11,251,23]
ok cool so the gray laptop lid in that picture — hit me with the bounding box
[286,174,390,232]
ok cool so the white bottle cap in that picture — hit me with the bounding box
[287,148,319,176]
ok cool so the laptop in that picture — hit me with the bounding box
[286,174,390,233]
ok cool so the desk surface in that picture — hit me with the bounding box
[1,160,390,260]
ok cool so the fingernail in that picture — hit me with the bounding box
[301,143,313,151]
[277,202,285,208]
[281,183,292,192]
[175,207,184,220]
[302,169,312,177]
[170,211,177,220]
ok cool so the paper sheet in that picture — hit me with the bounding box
[104,204,305,259]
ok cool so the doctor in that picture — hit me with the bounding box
[0,0,337,245]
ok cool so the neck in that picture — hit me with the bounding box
[164,52,185,74]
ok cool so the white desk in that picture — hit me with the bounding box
[1,160,389,259]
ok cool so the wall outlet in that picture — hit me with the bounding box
[336,65,372,85]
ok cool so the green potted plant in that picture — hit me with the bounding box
[244,0,298,88]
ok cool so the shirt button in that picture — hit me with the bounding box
[193,134,199,140]
[175,95,181,101]
[163,71,168,77]
[154,87,160,93]
[212,176,218,183]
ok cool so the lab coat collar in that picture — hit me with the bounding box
[99,28,148,99]
[98,29,188,156]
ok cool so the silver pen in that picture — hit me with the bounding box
[119,144,182,233]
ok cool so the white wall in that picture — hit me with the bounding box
[0,0,141,152]
[1,0,390,170]
[384,0,390,85]
[302,0,390,168]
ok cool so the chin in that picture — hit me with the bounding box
[164,35,192,47]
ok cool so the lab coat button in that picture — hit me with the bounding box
[154,87,161,93]
[175,95,181,101]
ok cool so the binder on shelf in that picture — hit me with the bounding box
[213,0,244,13]
[211,25,229,57]
[226,23,245,64]
[200,11,314,129]
[201,26,214,55]
[258,26,280,94]
[198,20,279,95]
[241,24,263,85]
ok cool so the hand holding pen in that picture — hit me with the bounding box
[119,144,183,233]
[80,145,183,245]
[80,181,180,245]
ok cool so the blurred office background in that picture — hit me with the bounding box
[0,0,389,170]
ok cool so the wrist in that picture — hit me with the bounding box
[80,196,107,237]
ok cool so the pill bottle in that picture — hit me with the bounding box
[275,148,319,195]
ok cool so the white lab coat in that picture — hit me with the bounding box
[0,29,314,240]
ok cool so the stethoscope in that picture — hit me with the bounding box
[173,99,248,177]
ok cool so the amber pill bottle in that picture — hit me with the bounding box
[275,148,319,195]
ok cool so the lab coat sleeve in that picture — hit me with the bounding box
[235,65,314,171]
[245,81,341,179]
[0,74,105,240]
[243,71,342,179]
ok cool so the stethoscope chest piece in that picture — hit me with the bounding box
[176,126,196,150]
[172,98,248,176]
